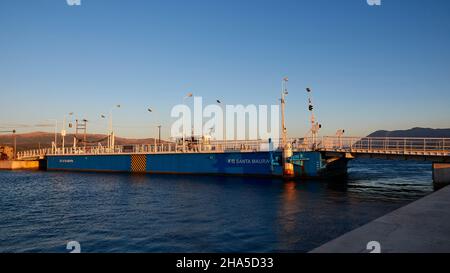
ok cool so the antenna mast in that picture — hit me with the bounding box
[306,87,321,148]
[280,77,294,178]
[281,77,288,147]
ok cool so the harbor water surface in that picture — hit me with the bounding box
[0,159,434,252]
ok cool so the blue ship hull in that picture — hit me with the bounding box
[46,151,348,178]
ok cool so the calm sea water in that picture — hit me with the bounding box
[0,159,434,253]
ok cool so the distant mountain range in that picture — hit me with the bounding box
[0,131,164,151]
[367,127,450,138]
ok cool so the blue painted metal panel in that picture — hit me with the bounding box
[47,155,131,172]
[46,151,332,178]
[146,152,283,175]
[291,152,323,177]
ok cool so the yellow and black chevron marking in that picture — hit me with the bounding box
[130,154,147,173]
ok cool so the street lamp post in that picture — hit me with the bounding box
[157,125,161,145]
[13,129,16,160]
[216,99,224,143]
[147,107,162,145]
[100,114,107,147]
[47,119,58,150]
[182,92,193,152]
[61,112,73,154]
[108,105,121,150]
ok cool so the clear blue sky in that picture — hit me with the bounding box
[0,0,449,139]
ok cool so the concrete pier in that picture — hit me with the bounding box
[433,163,450,186]
[0,160,40,170]
[311,185,450,253]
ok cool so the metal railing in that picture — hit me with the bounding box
[16,148,54,160]
[315,136,450,156]
[16,139,280,159]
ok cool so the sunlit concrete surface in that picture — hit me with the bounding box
[311,185,450,253]
[0,160,39,170]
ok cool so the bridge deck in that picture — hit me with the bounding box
[323,148,449,157]
[316,136,449,161]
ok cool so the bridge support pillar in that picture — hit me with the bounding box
[433,163,450,186]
